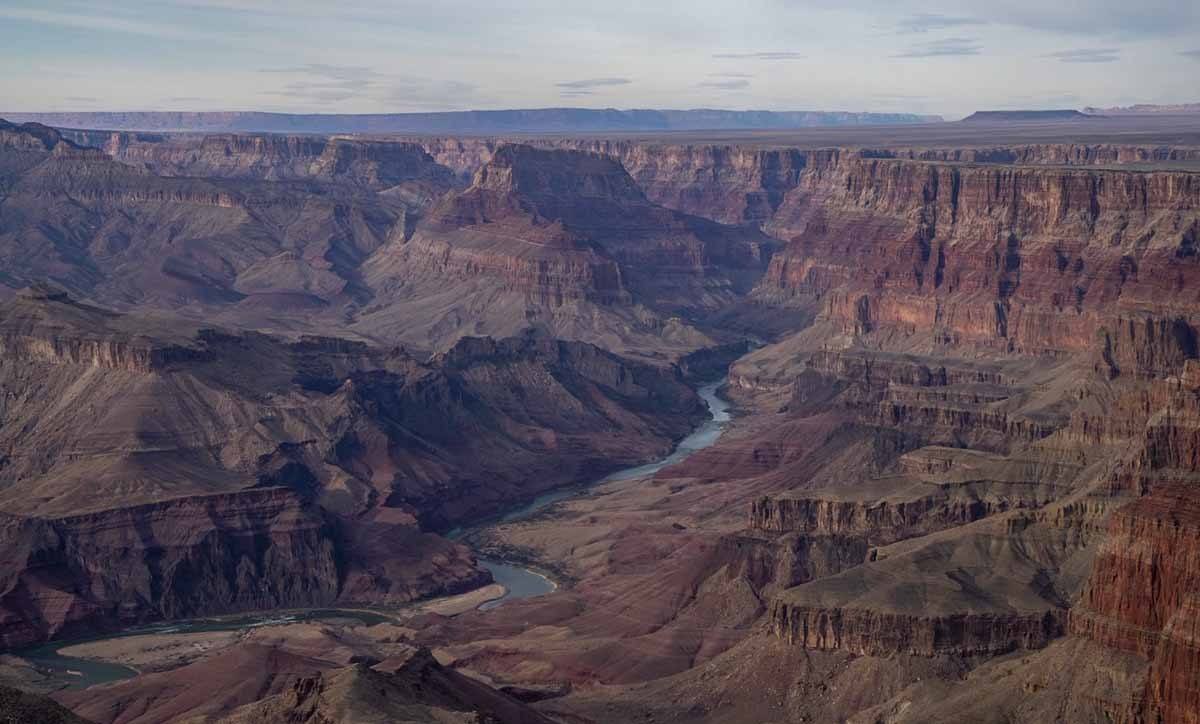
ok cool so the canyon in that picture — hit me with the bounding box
[0,113,1198,722]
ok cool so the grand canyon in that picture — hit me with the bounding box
[3,4,1200,721]
[0,107,1195,723]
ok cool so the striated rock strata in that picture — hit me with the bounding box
[0,289,704,648]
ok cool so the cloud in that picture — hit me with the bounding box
[554,77,631,96]
[555,77,632,90]
[708,72,754,78]
[698,78,751,90]
[894,37,982,58]
[871,92,931,101]
[259,64,484,109]
[1044,48,1121,63]
[895,13,986,33]
[1182,49,1200,60]
[262,64,381,103]
[0,5,212,40]
[968,0,1197,39]
[712,51,805,60]
[385,79,485,110]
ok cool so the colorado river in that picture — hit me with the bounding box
[14,378,732,688]
[469,378,731,608]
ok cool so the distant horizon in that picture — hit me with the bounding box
[6,103,1198,127]
[5,106,952,116]
[0,107,949,135]
[4,1,1197,120]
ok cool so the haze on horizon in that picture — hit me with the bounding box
[1,0,1198,120]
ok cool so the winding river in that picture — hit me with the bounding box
[16,378,732,689]
[469,379,732,608]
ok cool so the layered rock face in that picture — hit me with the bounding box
[691,145,1200,720]
[769,601,1066,657]
[360,144,775,358]
[1067,370,1200,723]
[751,488,1003,542]
[1071,486,1200,722]
[3,123,784,362]
[543,141,810,225]
[386,144,773,301]
[528,140,1199,228]
[0,489,338,649]
[0,290,703,647]
[412,136,499,182]
[862,143,1200,166]
[715,532,872,597]
[62,129,458,194]
[0,121,414,312]
[757,154,1200,369]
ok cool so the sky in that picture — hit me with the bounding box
[1,0,1198,119]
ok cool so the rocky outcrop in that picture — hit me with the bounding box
[360,144,775,356]
[0,293,706,647]
[412,137,498,181]
[758,155,1200,371]
[0,684,91,724]
[1150,593,1200,724]
[863,143,1200,167]
[0,120,74,154]
[768,601,1066,657]
[1071,483,1200,723]
[216,647,555,724]
[0,288,210,372]
[56,640,552,724]
[541,141,810,224]
[498,141,1200,230]
[749,492,1008,544]
[0,488,338,649]
[62,130,458,193]
[0,122,406,308]
[716,532,871,593]
[367,331,706,527]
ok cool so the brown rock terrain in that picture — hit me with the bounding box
[2,121,790,362]
[59,129,457,195]
[54,636,550,724]
[0,121,417,324]
[354,135,1200,722]
[0,684,91,724]
[3,116,1200,722]
[358,143,776,359]
[756,156,1200,366]
[216,646,553,724]
[0,286,703,648]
